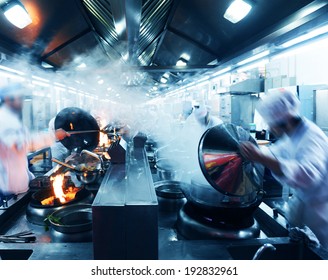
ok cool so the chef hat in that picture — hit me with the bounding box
[256,88,301,126]
[193,101,208,121]
[0,83,26,101]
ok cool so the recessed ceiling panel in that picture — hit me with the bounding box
[45,32,100,67]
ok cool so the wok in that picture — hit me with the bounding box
[51,156,102,185]
[198,123,264,199]
[47,204,92,233]
[55,107,100,152]
[179,178,264,223]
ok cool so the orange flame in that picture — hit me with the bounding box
[70,122,74,130]
[99,132,109,146]
[51,174,66,203]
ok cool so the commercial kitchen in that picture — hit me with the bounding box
[0,0,328,261]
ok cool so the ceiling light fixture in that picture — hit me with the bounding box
[2,0,32,29]
[160,77,168,83]
[224,0,252,24]
[236,50,270,66]
[280,24,328,48]
[41,61,54,69]
[211,66,232,78]
[176,58,188,66]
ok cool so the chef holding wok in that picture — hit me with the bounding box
[0,83,69,201]
[239,88,328,249]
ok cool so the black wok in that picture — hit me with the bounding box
[179,179,264,223]
[55,107,100,152]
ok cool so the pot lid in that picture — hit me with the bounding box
[55,107,100,152]
[198,123,264,197]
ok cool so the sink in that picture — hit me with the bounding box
[0,249,33,260]
[227,243,322,260]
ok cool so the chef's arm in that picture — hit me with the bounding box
[239,141,284,176]
[27,129,69,152]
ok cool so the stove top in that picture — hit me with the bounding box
[176,202,261,240]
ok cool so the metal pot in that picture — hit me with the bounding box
[154,180,187,211]
[155,159,183,181]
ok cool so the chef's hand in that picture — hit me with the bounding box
[240,141,284,176]
[55,129,71,140]
[239,141,263,163]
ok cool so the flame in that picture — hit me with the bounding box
[41,175,79,205]
[51,174,66,203]
[99,131,109,146]
[70,122,74,130]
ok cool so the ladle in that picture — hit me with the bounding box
[51,158,77,171]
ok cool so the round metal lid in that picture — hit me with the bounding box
[198,123,264,198]
[55,107,100,152]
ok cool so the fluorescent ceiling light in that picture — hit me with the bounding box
[3,1,32,29]
[163,72,170,78]
[41,61,54,69]
[32,75,49,83]
[0,65,25,75]
[273,36,328,60]
[224,0,252,24]
[236,50,270,66]
[237,59,268,72]
[280,24,328,48]
[160,77,168,83]
[211,66,232,77]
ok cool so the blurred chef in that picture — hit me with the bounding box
[177,100,223,177]
[48,117,70,164]
[239,88,328,249]
[192,101,223,129]
[0,83,69,200]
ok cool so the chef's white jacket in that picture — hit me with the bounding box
[0,105,55,195]
[266,118,328,249]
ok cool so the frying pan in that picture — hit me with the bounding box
[55,107,100,152]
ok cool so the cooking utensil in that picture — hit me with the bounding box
[154,180,187,212]
[47,204,92,233]
[155,158,183,181]
[75,169,100,184]
[55,107,100,152]
[52,153,102,184]
[0,230,36,243]
[51,158,77,171]
[198,123,264,198]
[67,130,101,135]
[179,174,264,223]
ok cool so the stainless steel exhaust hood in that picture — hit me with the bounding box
[229,79,264,94]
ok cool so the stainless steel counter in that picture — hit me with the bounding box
[1,146,328,260]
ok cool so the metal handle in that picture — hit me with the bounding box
[67,130,100,135]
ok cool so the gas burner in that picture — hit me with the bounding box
[176,202,260,240]
[26,186,94,225]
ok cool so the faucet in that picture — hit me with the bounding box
[252,243,276,260]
